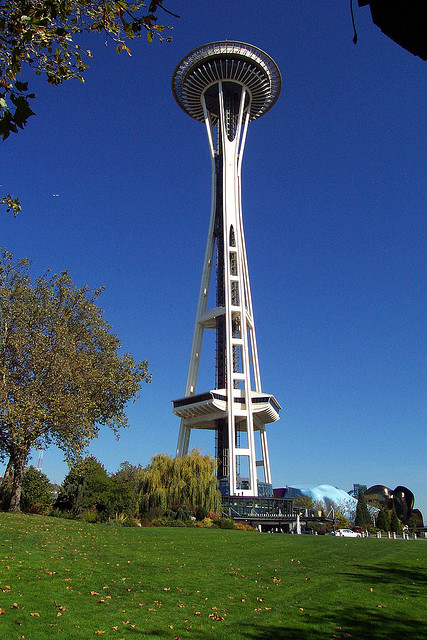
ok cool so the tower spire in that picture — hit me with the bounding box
[172,41,281,498]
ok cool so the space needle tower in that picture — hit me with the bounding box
[172,42,281,497]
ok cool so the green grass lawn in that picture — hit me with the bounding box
[0,513,426,640]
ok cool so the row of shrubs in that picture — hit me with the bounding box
[48,507,256,531]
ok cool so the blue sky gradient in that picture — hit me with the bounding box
[2,2,426,516]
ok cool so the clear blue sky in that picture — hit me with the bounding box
[2,2,426,517]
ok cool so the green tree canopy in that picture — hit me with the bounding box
[293,495,315,509]
[390,502,402,534]
[20,465,53,512]
[0,2,178,214]
[109,460,144,517]
[376,505,391,532]
[139,450,221,516]
[335,511,349,528]
[56,455,111,516]
[0,1,176,140]
[57,457,143,519]
[354,490,371,528]
[0,250,150,512]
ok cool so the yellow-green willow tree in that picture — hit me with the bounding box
[139,450,221,515]
[0,250,150,512]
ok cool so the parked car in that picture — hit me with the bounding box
[331,528,362,538]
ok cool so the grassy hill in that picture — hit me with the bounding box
[0,513,426,639]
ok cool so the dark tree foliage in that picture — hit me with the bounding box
[20,465,53,512]
[56,455,111,516]
[0,1,176,140]
[376,505,391,532]
[390,502,402,534]
[0,1,178,214]
[109,461,144,517]
[0,250,150,512]
[355,490,371,527]
[57,456,142,519]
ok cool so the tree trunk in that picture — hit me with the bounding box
[8,449,28,513]
[0,454,14,509]
[0,455,14,490]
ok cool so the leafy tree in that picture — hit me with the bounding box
[335,511,349,528]
[139,450,221,517]
[355,490,371,528]
[0,194,21,216]
[109,461,144,517]
[293,495,315,509]
[20,465,53,512]
[390,502,402,534]
[376,506,391,532]
[0,250,150,512]
[56,456,111,517]
[408,512,420,532]
[0,1,178,214]
[0,1,177,141]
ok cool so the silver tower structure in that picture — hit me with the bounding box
[172,42,281,497]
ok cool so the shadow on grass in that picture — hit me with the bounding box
[342,562,427,592]
[242,605,426,640]
[239,561,427,640]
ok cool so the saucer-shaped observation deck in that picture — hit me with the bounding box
[172,41,281,125]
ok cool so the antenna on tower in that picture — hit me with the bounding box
[36,449,43,472]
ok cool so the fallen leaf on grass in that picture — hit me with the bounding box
[12,603,19,609]
[209,613,224,621]
[0,608,6,614]
[94,632,105,635]
[90,591,100,596]
[30,612,40,617]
